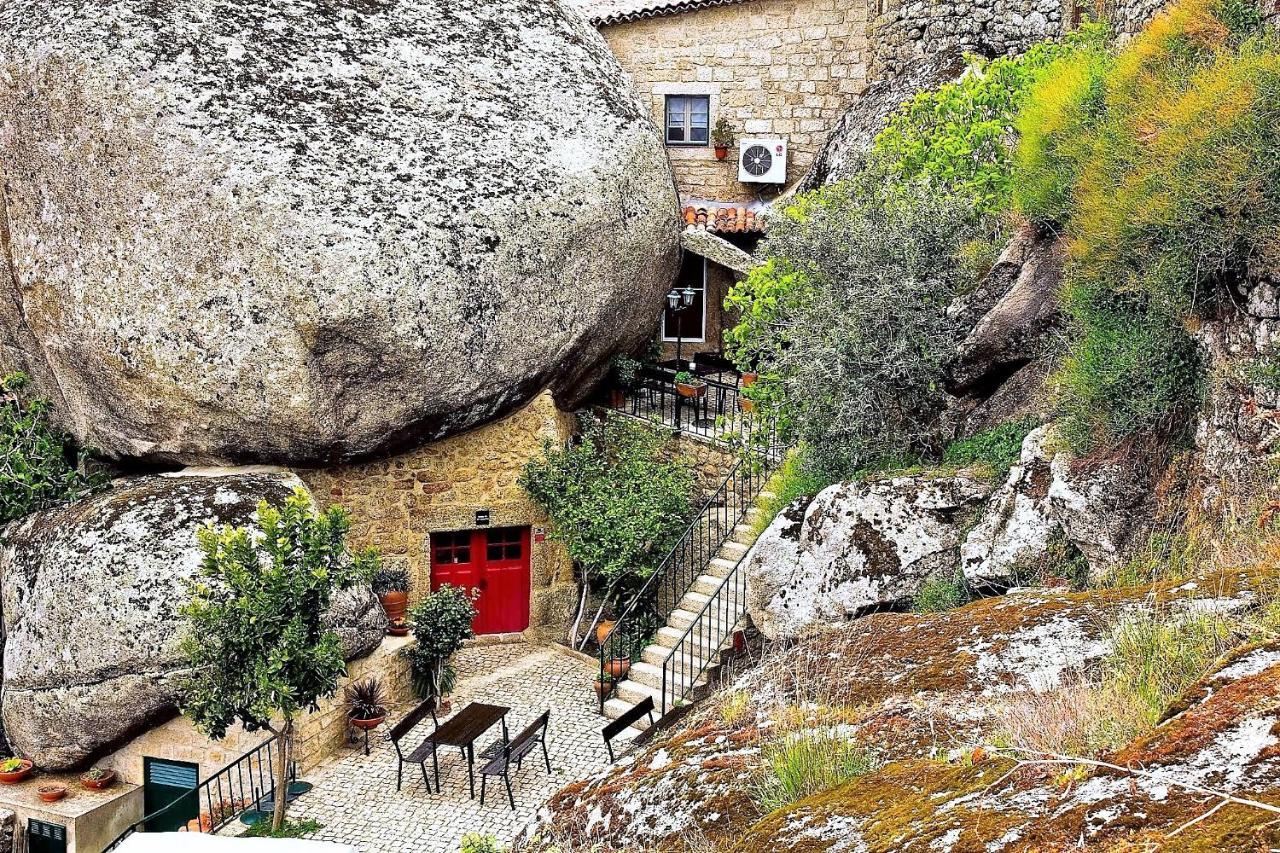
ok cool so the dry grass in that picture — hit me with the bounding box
[995,681,1150,757]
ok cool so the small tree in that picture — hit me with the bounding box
[179,488,377,832]
[402,584,478,699]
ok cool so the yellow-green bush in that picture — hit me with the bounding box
[1014,0,1276,452]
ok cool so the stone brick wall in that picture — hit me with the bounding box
[598,0,872,202]
[300,392,579,643]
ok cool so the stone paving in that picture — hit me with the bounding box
[276,643,626,852]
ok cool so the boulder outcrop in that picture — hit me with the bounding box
[744,475,992,641]
[962,426,1157,586]
[0,470,384,770]
[0,0,680,466]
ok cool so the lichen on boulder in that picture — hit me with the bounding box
[743,474,992,641]
[0,470,384,770]
[0,0,680,466]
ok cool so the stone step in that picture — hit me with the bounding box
[706,557,739,578]
[719,540,749,561]
[757,490,778,502]
[613,677,664,708]
[602,696,654,730]
[626,661,706,692]
[677,589,712,612]
[730,523,757,545]
[693,572,741,596]
[665,606,741,633]
[642,640,718,668]
[655,625,732,649]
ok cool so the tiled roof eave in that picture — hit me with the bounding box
[590,0,756,27]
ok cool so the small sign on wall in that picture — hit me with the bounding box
[475,509,491,527]
[533,526,547,543]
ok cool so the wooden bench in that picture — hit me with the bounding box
[602,696,655,762]
[479,710,551,809]
[388,699,441,793]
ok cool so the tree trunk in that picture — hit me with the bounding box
[568,579,589,648]
[272,719,293,833]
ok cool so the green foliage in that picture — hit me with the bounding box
[1244,347,1280,394]
[372,567,410,596]
[1104,608,1235,720]
[753,733,878,814]
[725,178,980,479]
[460,834,508,853]
[403,584,477,699]
[179,489,376,831]
[245,818,323,839]
[1013,0,1277,452]
[520,414,696,602]
[1008,536,1092,591]
[752,447,837,537]
[870,23,1109,216]
[912,572,970,613]
[942,418,1039,481]
[343,677,388,720]
[611,354,643,390]
[0,371,104,524]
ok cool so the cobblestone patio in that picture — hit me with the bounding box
[278,643,624,852]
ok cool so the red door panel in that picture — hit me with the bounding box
[429,527,530,635]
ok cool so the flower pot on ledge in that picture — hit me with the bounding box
[676,382,707,399]
[350,714,386,732]
[378,590,408,624]
[0,759,33,785]
[714,145,730,160]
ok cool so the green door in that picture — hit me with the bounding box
[27,819,66,853]
[143,758,200,832]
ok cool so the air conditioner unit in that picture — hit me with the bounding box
[738,138,788,184]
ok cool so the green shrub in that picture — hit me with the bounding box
[912,572,970,613]
[942,417,1039,481]
[725,178,979,479]
[871,23,1109,216]
[753,733,878,813]
[0,371,104,523]
[752,447,837,537]
[1013,0,1277,452]
[460,834,507,853]
[245,818,323,839]
[403,584,477,699]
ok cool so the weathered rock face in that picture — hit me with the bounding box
[744,475,992,641]
[0,0,680,466]
[962,426,1157,586]
[0,471,384,770]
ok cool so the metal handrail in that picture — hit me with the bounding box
[660,556,748,715]
[104,734,290,850]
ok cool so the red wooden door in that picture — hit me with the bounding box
[429,527,530,635]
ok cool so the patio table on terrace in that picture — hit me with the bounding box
[426,702,510,799]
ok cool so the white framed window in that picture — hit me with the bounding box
[661,256,707,342]
[665,94,710,146]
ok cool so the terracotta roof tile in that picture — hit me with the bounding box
[681,204,767,234]
[569,0,757,26]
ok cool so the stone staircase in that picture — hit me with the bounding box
[602,498,773,729]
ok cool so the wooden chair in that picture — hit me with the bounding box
[602,696,654,763]
[388,699,441,793]
[479,711,551,809]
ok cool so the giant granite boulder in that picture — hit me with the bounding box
[744,475,992,641]
[0,470,384,770]
[0,0,680,466]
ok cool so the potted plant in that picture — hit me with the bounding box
[80,768,116,791]
[0,758,32,784]
[712,118,735,160]
[373,567,411,626]
[593,674,616,700]
[344,677,389,730]
[740,371,758,387]
[37,784,67,803]
[605,656,630,680]
[402,584,477,715]
[609,355,643,408]
[674,371,707,399]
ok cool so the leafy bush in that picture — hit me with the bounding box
[245,818,323,839]
[752,447,837,537]
[753,733,878,813]
[871,23,1109,216]
[942,417,1039,481]
[520,413,696,645]
[912,572,970,613]
[725,178,979,479]
[403,584,477,699]
[0,371,104,523]
[1014,0,1275,452]
[372,566,410,596]
[460,834,507,853]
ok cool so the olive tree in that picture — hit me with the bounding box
[179,488,377,832]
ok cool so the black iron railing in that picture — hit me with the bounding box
[660,559,748,715]
[104,735,292,850]
[597,450,778,711]
[607,365,779,452]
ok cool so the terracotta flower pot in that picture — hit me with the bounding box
[739,398,755,413]
[714,146,729,160]
[350,715,386,731]
[438,696,453,716]
[37,785,67,803]
[676,382,706,399]
[595,620,616,646]
[606,657,631,680]
[378,591,408,624]
[0,759,33,785]
[388,622,410,637]
[593,678,615,700]
[741,372,758,387]
[80,770,116,791]
[609,388,626,409]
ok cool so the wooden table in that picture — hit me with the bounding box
[427,702,510,799]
